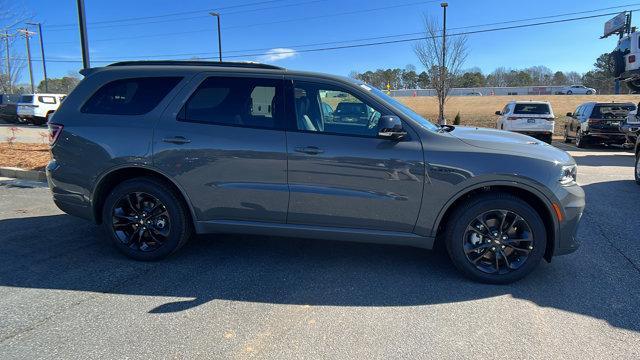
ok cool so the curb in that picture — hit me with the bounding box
[0,167,46,182]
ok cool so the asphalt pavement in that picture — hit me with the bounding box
[0,143,639,359]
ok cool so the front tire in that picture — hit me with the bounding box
[444,193,547,284]
[102,177,192,261]
[575,130,589,148]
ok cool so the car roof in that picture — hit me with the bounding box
[85,60,357,85]
[509,100,551,104]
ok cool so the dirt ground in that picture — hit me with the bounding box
[0,143,51,171]
[397,94,639,135]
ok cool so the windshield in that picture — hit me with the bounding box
[357,82,440,131]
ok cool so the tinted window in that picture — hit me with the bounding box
[591,104,635,119]
[38,96,57,104]
[293,82,382,137]
[181,77,283,129]
[19,95,34,103]
[513,103,551,115]
[82,77,182,115]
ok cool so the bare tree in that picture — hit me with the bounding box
[0,0,31,93]
[414,16,467,125]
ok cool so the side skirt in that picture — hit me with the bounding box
[196,220,435,250]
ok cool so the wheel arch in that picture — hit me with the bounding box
[91,166,197,228]
[433,182,558,262]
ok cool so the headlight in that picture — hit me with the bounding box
[559,165,577,186]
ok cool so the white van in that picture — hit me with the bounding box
[17,93,66,126]
[496,101,555,144]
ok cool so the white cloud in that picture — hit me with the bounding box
[260,48,297,62]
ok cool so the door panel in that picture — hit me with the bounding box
[286,132,424,232]
[285,80,424,232]
[153,74,289,223]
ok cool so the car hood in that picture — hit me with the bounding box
[448,126,574,164]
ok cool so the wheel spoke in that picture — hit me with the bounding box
[125,194,140,215]
[504,243,531,254]
[464,242,492,254]
[499,248,511,269]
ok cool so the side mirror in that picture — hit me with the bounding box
[378,115,407,140]
[566,112,573,117]
[495,111,502,116]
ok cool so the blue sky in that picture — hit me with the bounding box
[5,0,639,85]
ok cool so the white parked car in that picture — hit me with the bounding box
[558,85,597,95]
[17,93,66,126]
[496,101,555,144]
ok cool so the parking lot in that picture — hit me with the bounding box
[0,142,639,359]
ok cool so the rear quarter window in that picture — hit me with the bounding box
[38,96,57,104]
[513,104,551,115]
[81,77,182,115]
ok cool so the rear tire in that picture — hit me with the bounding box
[576,130,589,148]
[444,193,546,284]
[567,90,573,95]
[586,90,593,95]
[543,134,553,144]
[102,177,193,261]
[635,155,640,185]
[563,127,571,143]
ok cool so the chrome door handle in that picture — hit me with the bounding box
[162,136,191,145]
[294,146,324,155]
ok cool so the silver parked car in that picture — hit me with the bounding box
[46,61,585,284]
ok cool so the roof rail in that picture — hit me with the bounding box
[107,60,284,70]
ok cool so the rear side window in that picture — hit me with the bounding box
[513,103,551,115]
[179,76,284,130]
[38,96,57,104]
[82,77,182,115]
[591,104,635,119]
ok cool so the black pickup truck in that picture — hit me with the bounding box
[0,94,20,123]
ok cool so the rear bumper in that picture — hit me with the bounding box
[46,160,95,222]
[583,131,626,143]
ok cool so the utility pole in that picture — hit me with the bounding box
[210,12,222,62]
[77,0,90,69]
[27,22,48,92]
[440,2,448,125]
[19,29,36,93]
[2,32,10,92]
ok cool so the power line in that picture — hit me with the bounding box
[46,0,289,28]
[18,8,638,64]
[45,0,329,32]
[47,3,638,60]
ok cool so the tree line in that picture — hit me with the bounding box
[350,53,624,94]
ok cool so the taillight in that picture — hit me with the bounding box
[507,116,519,120]
[48,123,63,146]
[545,117,555,121]
[630,55,636,63]
[588,118,602,125]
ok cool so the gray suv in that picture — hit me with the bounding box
[46,61,585,284]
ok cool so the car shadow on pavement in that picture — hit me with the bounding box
[0,211,638,332]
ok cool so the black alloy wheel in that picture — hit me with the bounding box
[445,193,546,284]
[462,210,533,275]
[112,192,171,252]
[102,177,192,260]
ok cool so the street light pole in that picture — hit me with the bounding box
[210,12,222,62]
[19,29,35,93]
[440,2,448,125]
[2,32,10,92]
[77,0,91,69]
[27,22,48,92]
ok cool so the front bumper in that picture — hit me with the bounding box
[554,184,585,256]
